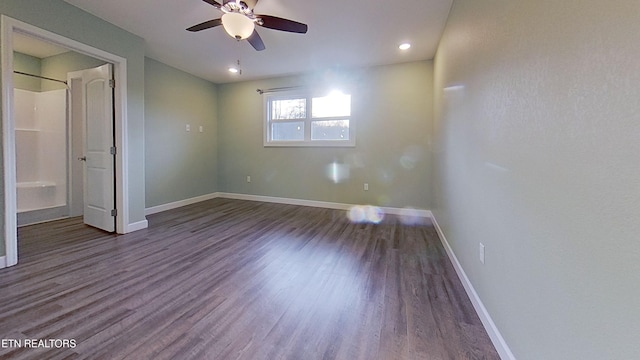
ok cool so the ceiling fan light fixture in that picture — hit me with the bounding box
[222,12,255,39]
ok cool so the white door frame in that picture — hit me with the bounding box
[1,15,130,268]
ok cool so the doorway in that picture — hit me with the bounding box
[1,16,131,268]
[13,48,113,231]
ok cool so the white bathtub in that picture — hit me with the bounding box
[17,181,59,213]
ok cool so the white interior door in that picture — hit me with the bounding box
[82,63,115,232]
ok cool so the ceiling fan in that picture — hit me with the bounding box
[186,0,308,51]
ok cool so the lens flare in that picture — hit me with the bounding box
[347,206,366,223]
[400,155,416,169]
[363,205,384,224]
[400,145,424,170]
[325,162,350,183]
[347,205,385,224]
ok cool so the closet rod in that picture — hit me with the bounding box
[13,71,67,85]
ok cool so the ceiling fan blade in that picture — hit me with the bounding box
[247,30,266,51]
[202,0,222,9]
[256,15,308,34]
[186,19,223,32]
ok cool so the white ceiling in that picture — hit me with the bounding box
[61,0,453,83]
[13,32,69,59]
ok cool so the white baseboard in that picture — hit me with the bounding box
[125,219,148,233]
[215,192,432,219]
[146,192,432,220]
[217,192,352,210]
[145,193,219,216]
[429,213,515,360]
[0,256,6,269]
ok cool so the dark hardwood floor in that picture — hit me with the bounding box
[0,198,499,359]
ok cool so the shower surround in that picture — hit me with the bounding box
[14,88,67,214]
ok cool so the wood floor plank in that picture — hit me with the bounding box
[0,198,499,359]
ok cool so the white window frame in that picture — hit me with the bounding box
[263,89,355,147]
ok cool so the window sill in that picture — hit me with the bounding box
[264,140,356,148]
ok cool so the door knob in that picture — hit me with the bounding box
[78,156,87,161]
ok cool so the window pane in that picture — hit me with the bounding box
[272,122,304,141]
[312,93,351,118]
[311,120,350,140]
[271,98,306,120]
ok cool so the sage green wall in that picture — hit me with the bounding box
[433,0,640,358]
[40,51,107,91]
[218,61,433,209]
[13,50,107,92]
[1,0,146,257]
[145,58,218,208]
[13,52,41,91]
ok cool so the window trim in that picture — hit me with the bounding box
[263,90,355,147]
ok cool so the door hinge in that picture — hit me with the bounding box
[110,146,117,155]
[111,209,117,217]
[109,79,115,88]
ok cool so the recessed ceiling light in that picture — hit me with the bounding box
[399,43,411,50]
[228,67,239,74]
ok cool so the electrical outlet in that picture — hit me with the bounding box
[186,124,191,132]
[479,243,485,264]
[364,183,369,191]
[199,125,204,133]
[247,176,251,183]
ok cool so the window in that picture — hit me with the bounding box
[264,90,354,147]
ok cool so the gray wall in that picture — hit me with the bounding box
[218,61,433,209]
[13,52,41,91]
[40,51,107,91]
[145,58,218,208]
[14,50,107,92]
[1,0,146,257]
[433,0,640,358]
